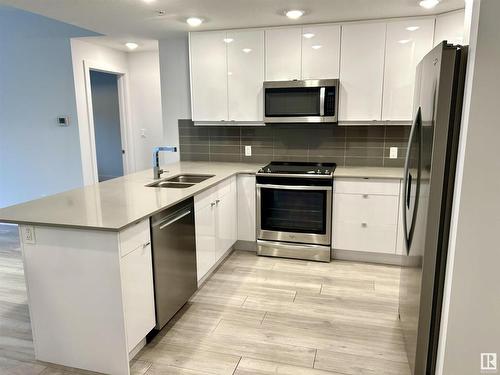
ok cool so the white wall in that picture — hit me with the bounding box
[437,0,500,373]
[0,6,96,208]
[70,39,131,185]
[71,39,163,183]
[127,51,164,171]
[158,36,191,164]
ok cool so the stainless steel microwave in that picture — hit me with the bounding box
[263,79,339,123]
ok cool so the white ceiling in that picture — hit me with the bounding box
[2,0,464,41]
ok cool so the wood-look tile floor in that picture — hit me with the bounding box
[0,224,410,375]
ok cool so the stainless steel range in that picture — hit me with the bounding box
[256,161,336,262]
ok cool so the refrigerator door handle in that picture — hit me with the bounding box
[402,107,422,255]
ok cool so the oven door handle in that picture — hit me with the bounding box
[256,183,332,191]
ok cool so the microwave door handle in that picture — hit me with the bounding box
[319,87,325,116]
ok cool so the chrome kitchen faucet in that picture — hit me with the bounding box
[153,146,177,179]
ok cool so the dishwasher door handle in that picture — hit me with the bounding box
[158,210,192,230]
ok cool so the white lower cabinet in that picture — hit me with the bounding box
[333,178,401,254]
[237,174,256,242]
[195,177,237,281]
[119,220,155,353]
[194,191,217,280]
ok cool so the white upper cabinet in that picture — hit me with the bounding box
[434,10,465,46]
[265,27,302,81]
[189,31,228,122]
[301,24,341,79]
[382,19,435,121]
[227,30,265,121]
[339,22,387,122]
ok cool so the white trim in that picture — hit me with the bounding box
[81,59,136,184]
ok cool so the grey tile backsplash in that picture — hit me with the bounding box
[178,120,410,167]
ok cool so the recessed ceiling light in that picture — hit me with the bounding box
[125,42,138,50]
[142,0,156,3]
[419,0,439,9]
[186,17,203,27]
[311,45,322,49]
[398,39,411,44]
[303,33,315,39]
[223,38,234,43]
[406,26,420,31]
[285,10,304,19]
[242,48,252,53]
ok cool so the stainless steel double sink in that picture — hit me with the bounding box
[147,174,215,189]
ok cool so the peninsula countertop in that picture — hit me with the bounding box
[0,162,404,231]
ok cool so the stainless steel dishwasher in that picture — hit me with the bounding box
[150,198,197,330]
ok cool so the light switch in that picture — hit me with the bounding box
[389,147,398,159]
[57,116,70,127]
[245,145,252,156]
[140,128,146,138]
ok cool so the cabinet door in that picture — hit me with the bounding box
[121,244,155,352]
[227,30,265,121]
[215,178,237,261]
[237,174,256,242]
[194,202,216,281]
[301,24,341,79]
[382,19,434,121]
[339,22,386,122]
[434,10,465,46]
[265,28,302,81]
[190,31,228,121]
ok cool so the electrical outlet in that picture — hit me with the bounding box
[244,145,252,156]
[21,226,36,244]
[389,147,398,159]
[140,128,146,138]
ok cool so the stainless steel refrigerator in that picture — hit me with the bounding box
[399,42,468,375]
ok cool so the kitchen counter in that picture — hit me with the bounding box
[0,162,403,231]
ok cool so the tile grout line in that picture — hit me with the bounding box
[232,356,243,375]
[260,311,267,325]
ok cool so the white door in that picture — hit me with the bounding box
[382,19,435,121]
[227,30,265,121]
[301,24,341,79]
[339,22,386,122]
[190,31,228,121]
[215,180,237,261]
[265,27,302,81]
[120,244,155,352]
[194,202,216,281]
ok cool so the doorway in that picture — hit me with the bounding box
[89,70,124,182]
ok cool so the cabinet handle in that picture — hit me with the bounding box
[143,241,151,248]
[361,223,368,227]
[363,194,369,199]
[216,199,220,205]
[211,202,216,207]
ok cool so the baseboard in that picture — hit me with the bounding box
[234,240,257,252]
[332,248,404,266]
[197,246,235,287]
[129,338,146,360]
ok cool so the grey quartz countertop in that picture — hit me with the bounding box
[0,162,403,231]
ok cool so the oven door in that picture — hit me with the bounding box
[256,183,332,245]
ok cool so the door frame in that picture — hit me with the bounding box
[83,59,135,184]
